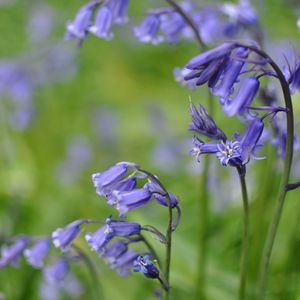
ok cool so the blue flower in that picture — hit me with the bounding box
[189,102,227,141]
[0,236,30,269]
[110,249,139,276]
[85,217,141,253]
[133,255,160,279]
[65,0,100,43]
[212,47,249,100]
[102,240,129,265]
[92,162,137,196]
[43,258,69,284]
[134,14,163,45]
[52,220,87,252]
[24,238,51,268]
[216,140,244,167]
[89,6,114,40]
[107,188,153,215]
[108,0,129,24]
[222,77,260,119]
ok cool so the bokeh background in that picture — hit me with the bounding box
[0,0,300,299]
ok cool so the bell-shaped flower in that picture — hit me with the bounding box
[24,238,51,268]
[0,236,30,269]
[43,258,69,284]
[133,255,160,279]
[189,102,227,141]
[52,219,87,252]
[134,14,163,45]
[89,6,114,40]
[107,188,153,215]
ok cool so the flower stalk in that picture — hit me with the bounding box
[237,165,249,300]
[236,43,294,300]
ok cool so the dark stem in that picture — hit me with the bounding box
[140,233,162,268]
[138,169,174,300]
[237,166,249,300]
[164,0,206,50]
[73,245,104,300]
[237,43,294,300]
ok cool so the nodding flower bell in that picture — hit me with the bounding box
[133,255,160,279]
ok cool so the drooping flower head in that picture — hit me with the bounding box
[24,238,51,268]
[43,258,70,284]
[133,255,160,279]
[52,219,87,252]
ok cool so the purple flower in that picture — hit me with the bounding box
[44,258,69,284]
[65,0,100,42]
[216,140,244,167]
[89,6,114,40]
[52,220,87,252]
[102,240,128,264]
[108,0,129,24]
[0,236,30,269]
[189,103,227,141]
[222,77,260,118]
[133,255,160,279]
[284,58,300,95]
[92,162,137,196]
[85,218,141,253]
[186,42,236,69]
[24,238,51,268]
[107,188,153,215]
[212,47,249,100]
[191,136,219,162]
[110,249,139,276]
[134,14,163,45]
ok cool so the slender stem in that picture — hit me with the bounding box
[237,166,249,300]
[237,43,294,299]
[140,233,162,268]
[138,169,174,300]
[164,0,206,50]
[73,245,104,300]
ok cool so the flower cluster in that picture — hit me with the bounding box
[189,103,266,167]
[0,162,179,294]
[65,0,129,44]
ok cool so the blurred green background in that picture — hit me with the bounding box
[0,0,300,299]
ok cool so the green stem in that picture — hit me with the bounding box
[237,43,294,299]
[140,233,162,268]
[138,169,174,300]
[237,166,249,300]
[73,245,104,300]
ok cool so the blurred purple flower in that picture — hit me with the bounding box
[43,258,69,284]
[24,238,51,268]
[52,220,87,252]
[0,236,30,269]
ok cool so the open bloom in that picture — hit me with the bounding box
[133,255,160,279]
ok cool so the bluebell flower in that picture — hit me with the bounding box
[101,240,129,264]
[189,102,227,141]
[222,77,260,118]
[108,0,129,24]
[43,258,69,284]
[65,0,100,42]
[190,103,265,167]
[283,58,300,95]
[52,220,87,252]
[92,162,137,196]
[216,140,244,167]
[89,6,114,40]
[133,255,160,279]
[85,217,141,253]
[110,249,139,276]
[134,13,163,45]
[212,47,249,100]
[24,238,51,268]
[0,236,30,269]
[107,188,153,215]
[186,42,236,70]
